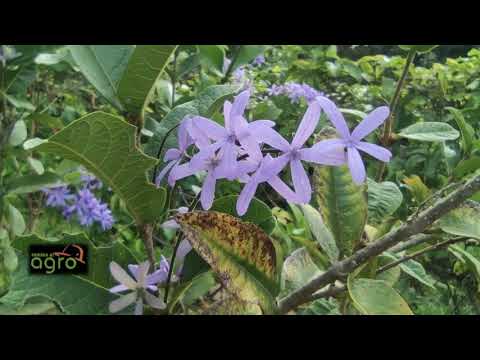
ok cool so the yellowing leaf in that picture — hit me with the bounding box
[176,211,280,314]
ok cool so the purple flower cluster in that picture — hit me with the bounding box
[42,172,115,231]
[268,82,324,104]
[158,90,392,215]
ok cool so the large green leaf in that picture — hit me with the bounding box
[198,45,225,74]
[145,85,240,159]
[399,122,460,142]
[1,233,137,314]
[176,211,280,314]
[300,204,339,262]
[446,107,475,155]
[436,201,480,240]
[32,112,166,224]
[367,178,403,224]
[211,195,276,234]
[382,252,436,289]
[313,128,368,257]
[68,45,134,109]
[347,277,413,315]
[117,45,177,116]
[231,45,266,71]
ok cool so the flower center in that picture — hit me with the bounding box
[289,148,301,161]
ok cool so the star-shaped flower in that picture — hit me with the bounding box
[314,96,392,184]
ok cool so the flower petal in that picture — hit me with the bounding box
[160,219,180,230]
[109,292,137,313]
[178,118,192,151]
[347,147,366,184]
[134,297,144,315]
[257,127,291,152]
[223,100,232,130]
[200,172,217,210]
[156,160,176,186]
[351,106,390,141]
[137,261,150,287]
[109,284,129,294]
[316,96,350,139]
[231,90,250,120]
[189,142,223,171]
[300,140,347,166]
[144,291,166,310]
[168,163,197,185]
[177,239,193,261]
[190,116,228,140]
[292,101,321,148]
[109,261,137,290]
[290,159,312,204]
[128,264,139,279]
[355,141,392,162]
[236,180,259,216]
[164,149,182,162]
[268,175,301,203]
[217,142,238,180]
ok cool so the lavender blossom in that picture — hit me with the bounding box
[155,118,194,187]
[69,188,115,230]
[42,186,74,208]
[80,172,103,190]
[252,55,266,66]
[268,82,324,104]
[109,261,166,315]
[314,96,392,184]
[256,101,346,203]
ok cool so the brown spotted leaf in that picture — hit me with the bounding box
[202,296,262,315]
[176,211,280,314]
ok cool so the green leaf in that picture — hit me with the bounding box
[399,45,439,54]
[0,301,61,315]
[8,120,28,147]
[376,255,401,286]
[436,201,480,240]
[446,107,475,155]
[313,128,368,257]
[382,252,436,289]
[6,203,26,236]
[5,173,63,195]
[27,157,44,175]
[198,45,225,73]
[282,247,323,294]
[32,111,166,224]
[300,204,339,262]
[399,122,460,142]
[231,45,266,70]
[347,277,413,315]
[211,195,276,235]
[145,85,240,159]
[448,244,480,289]
[4,95,35,111]
[176,211,280,314]
[68,45,134,109]
[367,178,403,224]
[403,175,431,203]
[117,45,177,116]
[453,157,480,179]
[1,233,137,314]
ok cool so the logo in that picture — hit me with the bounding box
[29,244,88,275]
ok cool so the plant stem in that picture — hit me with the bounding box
[170,48,178,107]
[376,49,416,181]
[221,45,241,84]
[277,173,480,314]
[164,191,201,306]
[151,123,181,183]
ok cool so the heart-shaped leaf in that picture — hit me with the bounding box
[367,178,403,224]
[32,111,166,224]
[436,201,480,240]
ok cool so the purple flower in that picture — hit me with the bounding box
[185,90,274,181]
[156,118,194,187]
[236,154,301,216]
[109,261,166,315]
[256,101,346,203]
[70,188,115,230]
[267,82,324,104]
[80,172,103,190]
[42,186,74,208]
[252,55,265,66]
[315,96,392,184]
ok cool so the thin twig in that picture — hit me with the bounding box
[277,174,480,314]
